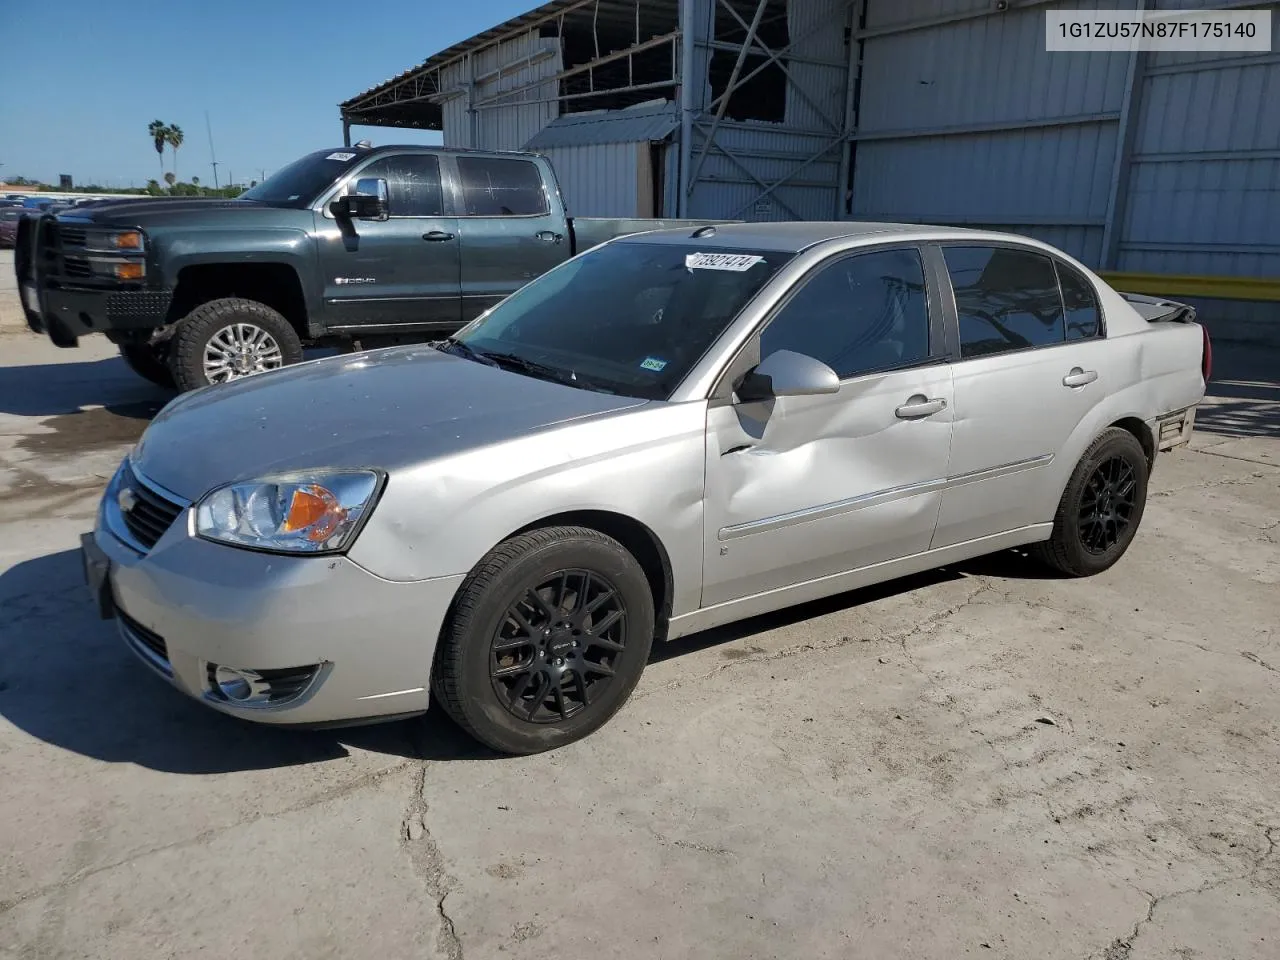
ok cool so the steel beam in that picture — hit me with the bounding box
[726,134,847,219]
[678,0,697,216]
[687,0,770,198]
[851,111,1121,142]
[1101,0,1147,271]
[689,131,805,219]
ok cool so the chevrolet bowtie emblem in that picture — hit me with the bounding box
[117,487,138,513]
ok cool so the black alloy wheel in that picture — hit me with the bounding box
[1077,455,1137,554]
[490,569,628,723]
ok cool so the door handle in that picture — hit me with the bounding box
[895,395,947,420]
[1062,367,1098,388]
[535,230,563,244]
[422,231,455,242]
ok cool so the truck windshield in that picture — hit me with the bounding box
[238,149,364,207]
[450,241,793,400]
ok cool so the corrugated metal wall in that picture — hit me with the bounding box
[540,143,647,217]
[847,0,1280,342]
[440,30,562,151]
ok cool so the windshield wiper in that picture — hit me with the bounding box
[435,337,499,368]
[479,351,617,394]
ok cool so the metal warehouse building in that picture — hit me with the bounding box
[341,0,1280,344]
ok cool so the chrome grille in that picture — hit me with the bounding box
[119,463,186,550]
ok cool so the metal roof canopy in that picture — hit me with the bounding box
[525,101,680,148]
[341,0,682,131]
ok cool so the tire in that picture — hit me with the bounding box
[168,298,303,392]
[433,526,655,755]
[1034,427,1149,577]
[119,342,175,389]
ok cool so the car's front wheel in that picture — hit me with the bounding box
[1035,427,1150,577]
[168,298,304,391]
[433,526,655,754]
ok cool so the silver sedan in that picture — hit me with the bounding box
[84,222,1209,753]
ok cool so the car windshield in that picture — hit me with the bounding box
[451,241,792,400]
[238,149,364,207]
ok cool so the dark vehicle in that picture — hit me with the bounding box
[0,207,32,248]
[17,143,726,391]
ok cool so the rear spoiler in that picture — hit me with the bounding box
[1117,291,1197,325]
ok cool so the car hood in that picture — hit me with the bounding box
[131,346,647,499]
[58,199,302,229]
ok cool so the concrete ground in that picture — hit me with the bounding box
[0,302,1277,959]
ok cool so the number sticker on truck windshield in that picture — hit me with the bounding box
[325,152,357,161]
[685,252,765,272]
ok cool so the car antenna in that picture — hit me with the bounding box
[354,139,373,150]
[690,225,717,238]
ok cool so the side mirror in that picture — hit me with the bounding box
[736,349,840,402]
[330,177,389,221]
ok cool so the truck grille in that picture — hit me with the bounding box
[58,226,88,248]
[119,463,186,550]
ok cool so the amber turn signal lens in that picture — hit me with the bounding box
[112,231,144,251]
[282,485,345,542]
[114,262,145,281]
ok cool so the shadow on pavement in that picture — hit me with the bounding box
[1197,375,1280,440]
[0,357,170,419]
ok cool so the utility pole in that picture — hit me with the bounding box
[205,111,221,189]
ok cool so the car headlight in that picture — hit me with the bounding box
[195,471,383,554]
[83,229,146,253]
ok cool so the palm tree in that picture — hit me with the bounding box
[148,120,168,177]
[166,125,184,182]
[163,171,176,193]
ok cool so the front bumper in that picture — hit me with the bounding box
[25,283,172,344]
[89,502,465,726]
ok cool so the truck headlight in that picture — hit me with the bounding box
[195,471,383,553]
[83,229,146,253]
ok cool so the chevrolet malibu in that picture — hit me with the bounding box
[84,222,1210,754]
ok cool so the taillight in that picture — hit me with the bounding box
[1201,325,1213,384]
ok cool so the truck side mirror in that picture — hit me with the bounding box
[331,177,389,221]
[736,349,841,403]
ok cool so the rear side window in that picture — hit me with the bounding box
[457,157,548,216]
[944,246,1065,358]
[1056,261,1103,340]
[760,248,931,379]
[359,155,444,217]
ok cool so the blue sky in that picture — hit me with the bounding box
[0,0,534,187]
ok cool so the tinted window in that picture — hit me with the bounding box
[359,155,444,217]
[457,157,547,216]
[1056,261,1102,340]
[760,248,930,379]
[944,246,1066,358]
[455,243,791,400]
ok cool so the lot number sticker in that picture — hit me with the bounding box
[326,152,357,161]
[685,252,764,272]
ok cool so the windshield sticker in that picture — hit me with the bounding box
[639,357,668,372]
[325,152,357,161]
[685,252,764,272]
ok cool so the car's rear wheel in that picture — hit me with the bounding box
[168,298,303,392]
[118,342,175,389]
[433,526,654,755]
[1035,427,1149,577]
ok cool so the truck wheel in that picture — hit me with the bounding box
[169,298,303,391]
[118,343,175,389]
[1033,427,1149,577]
[432,526,655,755]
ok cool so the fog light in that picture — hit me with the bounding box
[213,665,270,703]
[114,261,145,281]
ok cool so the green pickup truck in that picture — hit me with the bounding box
[17,143,725,391]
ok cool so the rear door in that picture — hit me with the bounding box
[702,245,955,606]
[930,243,1110,547]
[447,155,567,322]
[316,152,462,332]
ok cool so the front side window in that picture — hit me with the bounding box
[759,248,931,379]
[944,246,1066,358]
[357,155,444,217]
[1057,261,1103,340]
[452,242,792,399]
[456,157,548,216]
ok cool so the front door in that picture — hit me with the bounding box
[931,244,1110,547]
[703,247,956,607]
[450,155,567,322]
[316,152,462,332]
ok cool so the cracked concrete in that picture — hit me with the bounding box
[1,332,1278,959]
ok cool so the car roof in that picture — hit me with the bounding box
[616,220,1034,254]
